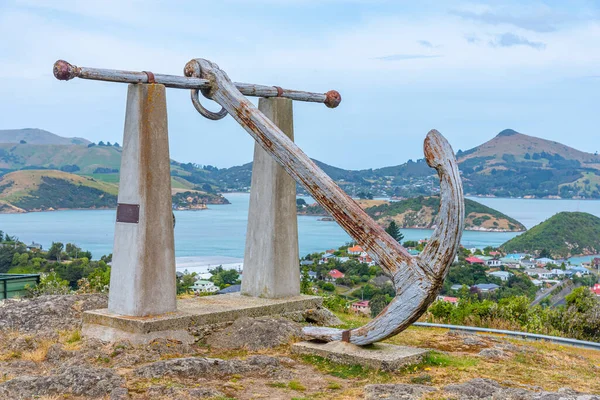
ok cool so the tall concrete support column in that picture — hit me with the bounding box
[108,84,176,317]
[242,98,300,298]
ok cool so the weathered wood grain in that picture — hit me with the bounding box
[185,58,465,345]
[53,60,339,107]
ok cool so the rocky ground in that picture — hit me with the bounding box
[0,295,600,399]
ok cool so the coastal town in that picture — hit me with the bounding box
[167,239,600,321]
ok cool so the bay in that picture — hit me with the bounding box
[0,193,597,260]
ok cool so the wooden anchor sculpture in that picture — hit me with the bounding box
[54,58,464,345]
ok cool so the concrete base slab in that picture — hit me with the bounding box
[291,340,429,371]
[83,293,322,344]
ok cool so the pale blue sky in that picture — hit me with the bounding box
[0,0,598,169]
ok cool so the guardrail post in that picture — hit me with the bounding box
[108,83,177,316]
[241,97,300,298]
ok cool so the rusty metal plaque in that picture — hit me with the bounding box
[341,330,351,343]
[116,203,140,223]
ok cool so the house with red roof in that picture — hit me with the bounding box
[358,254,376,266]
[327,269,345,282]
[489,251,501,257]
[351,300,370,315]
[465,256,485,265]
[348,245,363,255]
[436,295,459,304]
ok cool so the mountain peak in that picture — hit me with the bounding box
[496,129,520,137]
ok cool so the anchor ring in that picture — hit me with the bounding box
[190,88,228,120]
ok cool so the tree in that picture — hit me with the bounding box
[385,221,404,243]
[19,139,26,144]
[539,248,551,258]
[47,242,64,261]
[98,141,105,146]
[113,142,120,148]
[177,272,197,294]
[300,268,312,294]
[87,143,96,148]
[565,287,598,313]
[26,271,70,297]
[296,198,307,207]
[0,246,18,273]
[210,266,240,289]
[370,294,388,318]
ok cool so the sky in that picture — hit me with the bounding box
[0,0,598,170]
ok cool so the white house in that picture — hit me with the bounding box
[319,253,335,264]
[189,280,218,293]
[525,268,554,279]
[197,272,213,280]
[488,271,513,281]
[486,259,502,268]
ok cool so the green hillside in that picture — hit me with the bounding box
[0,143,122,173]
[0,128,90,145]
[299,196,525,232]
[1,128,599,200]
[0,170,228,213]
[0,170,118,212]
[457,129,600,199]
[501,212,600,257]
[366,197,525,232]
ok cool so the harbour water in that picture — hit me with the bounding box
[0,193,598,260]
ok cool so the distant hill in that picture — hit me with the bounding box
[0,170,228,213]
[501,212,600,258]
[0,129,90,145]
[457,129,600,199]
[1,128,599,201]
[0,170,118,213]
[298,196,526,232]
[0,142,122,173]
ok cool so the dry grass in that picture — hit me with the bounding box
[330,312,600,395]
[2,314,600,398]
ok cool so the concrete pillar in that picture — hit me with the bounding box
[108,83,176,317]
[241,97,300,298]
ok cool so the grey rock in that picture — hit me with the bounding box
[282,310,306,322]
[0,294,107,334]
[110,387,130,400]
[134,355,282,379]
[445,378,504,398]
[364,383,437,399]
[0,360,39,377]
[463,336,486,346]
[303,307,342,326]
[205,317,302,350]
[144,337,193,355]
[478,348,507,359]
[45,343,70,363]
[147,385,178,397]
[7,336,37,352]
[188,387,226,398]
[442,378,600,400]
[0,365,123,399]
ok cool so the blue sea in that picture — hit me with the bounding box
[0,193,598,260]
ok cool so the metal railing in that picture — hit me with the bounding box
[413,322,600,350]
